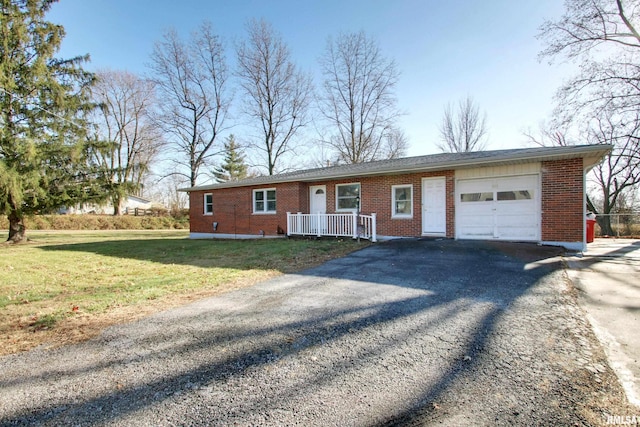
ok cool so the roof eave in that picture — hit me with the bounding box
[179,144,613,192]
[294,145,614,181]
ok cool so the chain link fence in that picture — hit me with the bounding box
[593,213,640,238]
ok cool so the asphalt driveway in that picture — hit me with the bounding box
[0,239,633,426]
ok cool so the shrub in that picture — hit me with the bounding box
[169,207,190,221]
[0,214,188,231]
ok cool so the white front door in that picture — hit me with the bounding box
[422,177,447,235]
[310,185,326,214]
[309,185,327,233]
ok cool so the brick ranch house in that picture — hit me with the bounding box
[182,144,611,251]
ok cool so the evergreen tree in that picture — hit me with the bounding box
[212,135,249,182]
[0,0,107,242]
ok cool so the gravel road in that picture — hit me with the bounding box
[0,239,633,426]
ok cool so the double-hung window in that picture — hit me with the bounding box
[253,188,276,213]
[392,185,412,218]
[336,183,360,211]
[204,193,213,215]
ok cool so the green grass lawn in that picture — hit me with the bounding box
[0,230,367,354]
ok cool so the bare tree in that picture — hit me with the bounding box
[523,120,572,147]
[539,0,640,119]
[525,109,640,234]
[91,70,161,214]
[319,31,402,164]
[149,22,230,187]
[236,19,312,175]
[586,110,640,234]
[437,96,488,153]
[146,173,189,216]
[538,0,640,230]
[381,127,409,159]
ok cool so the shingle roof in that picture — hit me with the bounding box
[181,144,612,192]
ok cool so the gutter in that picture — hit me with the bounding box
[180,144,613,192]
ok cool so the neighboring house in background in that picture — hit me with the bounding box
[61,194,156,215]
[181,144,611,251]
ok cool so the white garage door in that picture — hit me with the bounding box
[456,175,540,241]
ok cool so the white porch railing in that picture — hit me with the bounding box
[286,212,377,242]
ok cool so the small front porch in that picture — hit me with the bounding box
[286,212,377,242]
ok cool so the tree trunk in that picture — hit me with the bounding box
[113,194,121,216]
[586,195,615,236]
[7,210,26,243]
[597,215,615,236]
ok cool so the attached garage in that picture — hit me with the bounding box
[456,174,540,241]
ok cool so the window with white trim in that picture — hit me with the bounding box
[336,183,360,211]
[392,185,412,218]
[204,193,213,215]
[253,188,276,213]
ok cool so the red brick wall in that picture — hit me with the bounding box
[189,182,306,236]
[322,171,454,237]
[189,171,455,238]
[541,158,584,243]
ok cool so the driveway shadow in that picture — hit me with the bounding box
[38,237,324,271]
[1,239,596,426]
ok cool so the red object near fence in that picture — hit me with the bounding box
[586,217,596,243]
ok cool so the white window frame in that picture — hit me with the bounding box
[335,182,361,212]
[253,188,276,214]
[392,184,413,218]
[204,193,213,215]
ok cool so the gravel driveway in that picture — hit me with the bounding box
[0,239,632,426]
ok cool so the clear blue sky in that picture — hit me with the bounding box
[48,0,571,157]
